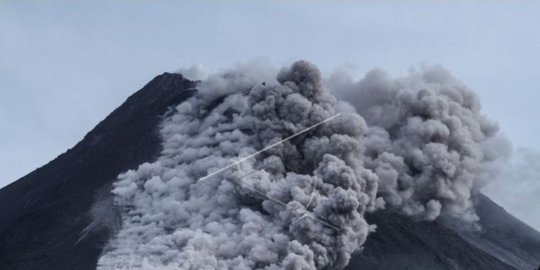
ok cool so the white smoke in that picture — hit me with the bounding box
[176,63,210,82]
[98,61,507,269]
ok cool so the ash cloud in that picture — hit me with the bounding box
[98,61,376,269]
[330,66,509,223]
[98,61,507,269]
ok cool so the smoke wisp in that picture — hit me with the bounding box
[483,147,540,231]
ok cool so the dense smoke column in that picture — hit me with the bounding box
[332,66,506,223]
[97,61,507,269]
[98,61,376,269]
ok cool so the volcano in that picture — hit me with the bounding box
[0,72,538,270]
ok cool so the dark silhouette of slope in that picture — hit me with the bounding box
[0,73,538,270]
[459,194,540,269]
[0,73,195,270]
[346,210,515,270]
[346,194,540,270]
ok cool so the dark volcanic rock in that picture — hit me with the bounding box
[459,194,540,270]
[345,194,540,270]
[0,73,195,270]
[346,210,515,270]
[0,72,538,270]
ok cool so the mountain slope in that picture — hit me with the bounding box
[0,73,195,270]
[460,194,540,269]
[0,73,538,270]
[346,194,540,270]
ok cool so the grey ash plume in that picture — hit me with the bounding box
[98,61,507,269]
[331,66,508,223]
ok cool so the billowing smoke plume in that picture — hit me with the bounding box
[98,61,377,269]
[330,66,506,223]
[98,61,506,269]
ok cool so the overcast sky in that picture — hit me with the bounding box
[1,1,539,229]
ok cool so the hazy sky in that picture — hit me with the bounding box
[1,1,539,229]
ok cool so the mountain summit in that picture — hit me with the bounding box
[0,70,538,270]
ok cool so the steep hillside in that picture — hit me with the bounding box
[0,73,195,270]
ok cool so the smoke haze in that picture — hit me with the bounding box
[98,61,508,269]
[483,147,540,231]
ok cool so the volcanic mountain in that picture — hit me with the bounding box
[0,71,538,270]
